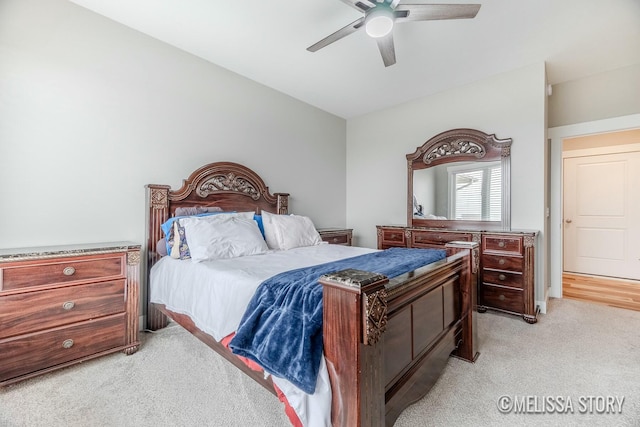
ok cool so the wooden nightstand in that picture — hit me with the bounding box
[317,228,353,246]
[0,242,141,386]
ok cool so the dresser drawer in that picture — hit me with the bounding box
[482,270,523,289]
[482,235,522,255]
[412,231,471,248]
[0,280,126,340]
[0,254,124,292]
[482,255,523,272]
[323,234,348,245]
[318,229,352,246]
[380,228,406,246]
[0,314,126,383]
[480,284,523,314]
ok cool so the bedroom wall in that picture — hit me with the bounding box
[0,0,347,250]
[345,63,547,303]
[548,63,640,128]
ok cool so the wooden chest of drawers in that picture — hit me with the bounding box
[480,233,537,323]
[377,226,538,323]
[0,242,141,386]
[317,228,353,246]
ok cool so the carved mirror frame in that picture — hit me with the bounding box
[407,128,512,230]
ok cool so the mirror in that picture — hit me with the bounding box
[407,128,512,230]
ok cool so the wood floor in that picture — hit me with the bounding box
[563,272,640,312]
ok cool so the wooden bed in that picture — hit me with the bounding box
[145,161,478,427]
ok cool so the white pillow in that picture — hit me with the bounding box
[261,211,323,250]
[180,214,268,262]
[261,210,282,250]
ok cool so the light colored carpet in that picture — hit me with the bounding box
[1,298,639,427]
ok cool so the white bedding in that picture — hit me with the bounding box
[149,243,377,427]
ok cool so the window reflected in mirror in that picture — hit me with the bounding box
[413,161,501,221]
[451,161,501,221]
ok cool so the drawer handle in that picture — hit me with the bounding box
[499,259,506,265]
[390,234,398,239]
[332,237,338,243]
[498,241,505,248]
[498,274,507,281]
[62,339,74,349]
[62,301,75,310]
[63,266,76,276]
[499,294,505,301]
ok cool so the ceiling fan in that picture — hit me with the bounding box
[307,1,481,67]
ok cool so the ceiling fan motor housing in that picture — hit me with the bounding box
[365,5,395,38]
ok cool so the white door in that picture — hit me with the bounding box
[563,151,640,280]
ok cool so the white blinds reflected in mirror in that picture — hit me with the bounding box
[412,160,501,221]
[450,161,501,221]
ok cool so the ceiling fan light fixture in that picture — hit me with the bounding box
[365,7,394,38]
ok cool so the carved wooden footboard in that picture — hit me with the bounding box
[145,161,477,427]
[319,242,476,427]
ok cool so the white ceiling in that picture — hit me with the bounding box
[69,0,640,119]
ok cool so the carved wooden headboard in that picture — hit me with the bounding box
[145,161,289,269]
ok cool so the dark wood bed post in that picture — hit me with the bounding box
[146,184,171,330]
[319,270,389,427]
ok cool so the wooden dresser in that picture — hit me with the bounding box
[479,233,537,323]
[0,242,141,386]
[317,228,353,246]
[377,226,538,323]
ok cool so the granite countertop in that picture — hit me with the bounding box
[0,241,140,262]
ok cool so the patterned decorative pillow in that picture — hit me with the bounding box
[169,220,191,259]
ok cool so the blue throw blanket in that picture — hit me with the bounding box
[229,247,446,394]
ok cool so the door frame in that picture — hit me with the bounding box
[548,113,640,299]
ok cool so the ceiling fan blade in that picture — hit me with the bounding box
[307,17,366,52]
[337,0,376,12]
[376,32,396,67]
[395,4,480,22]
